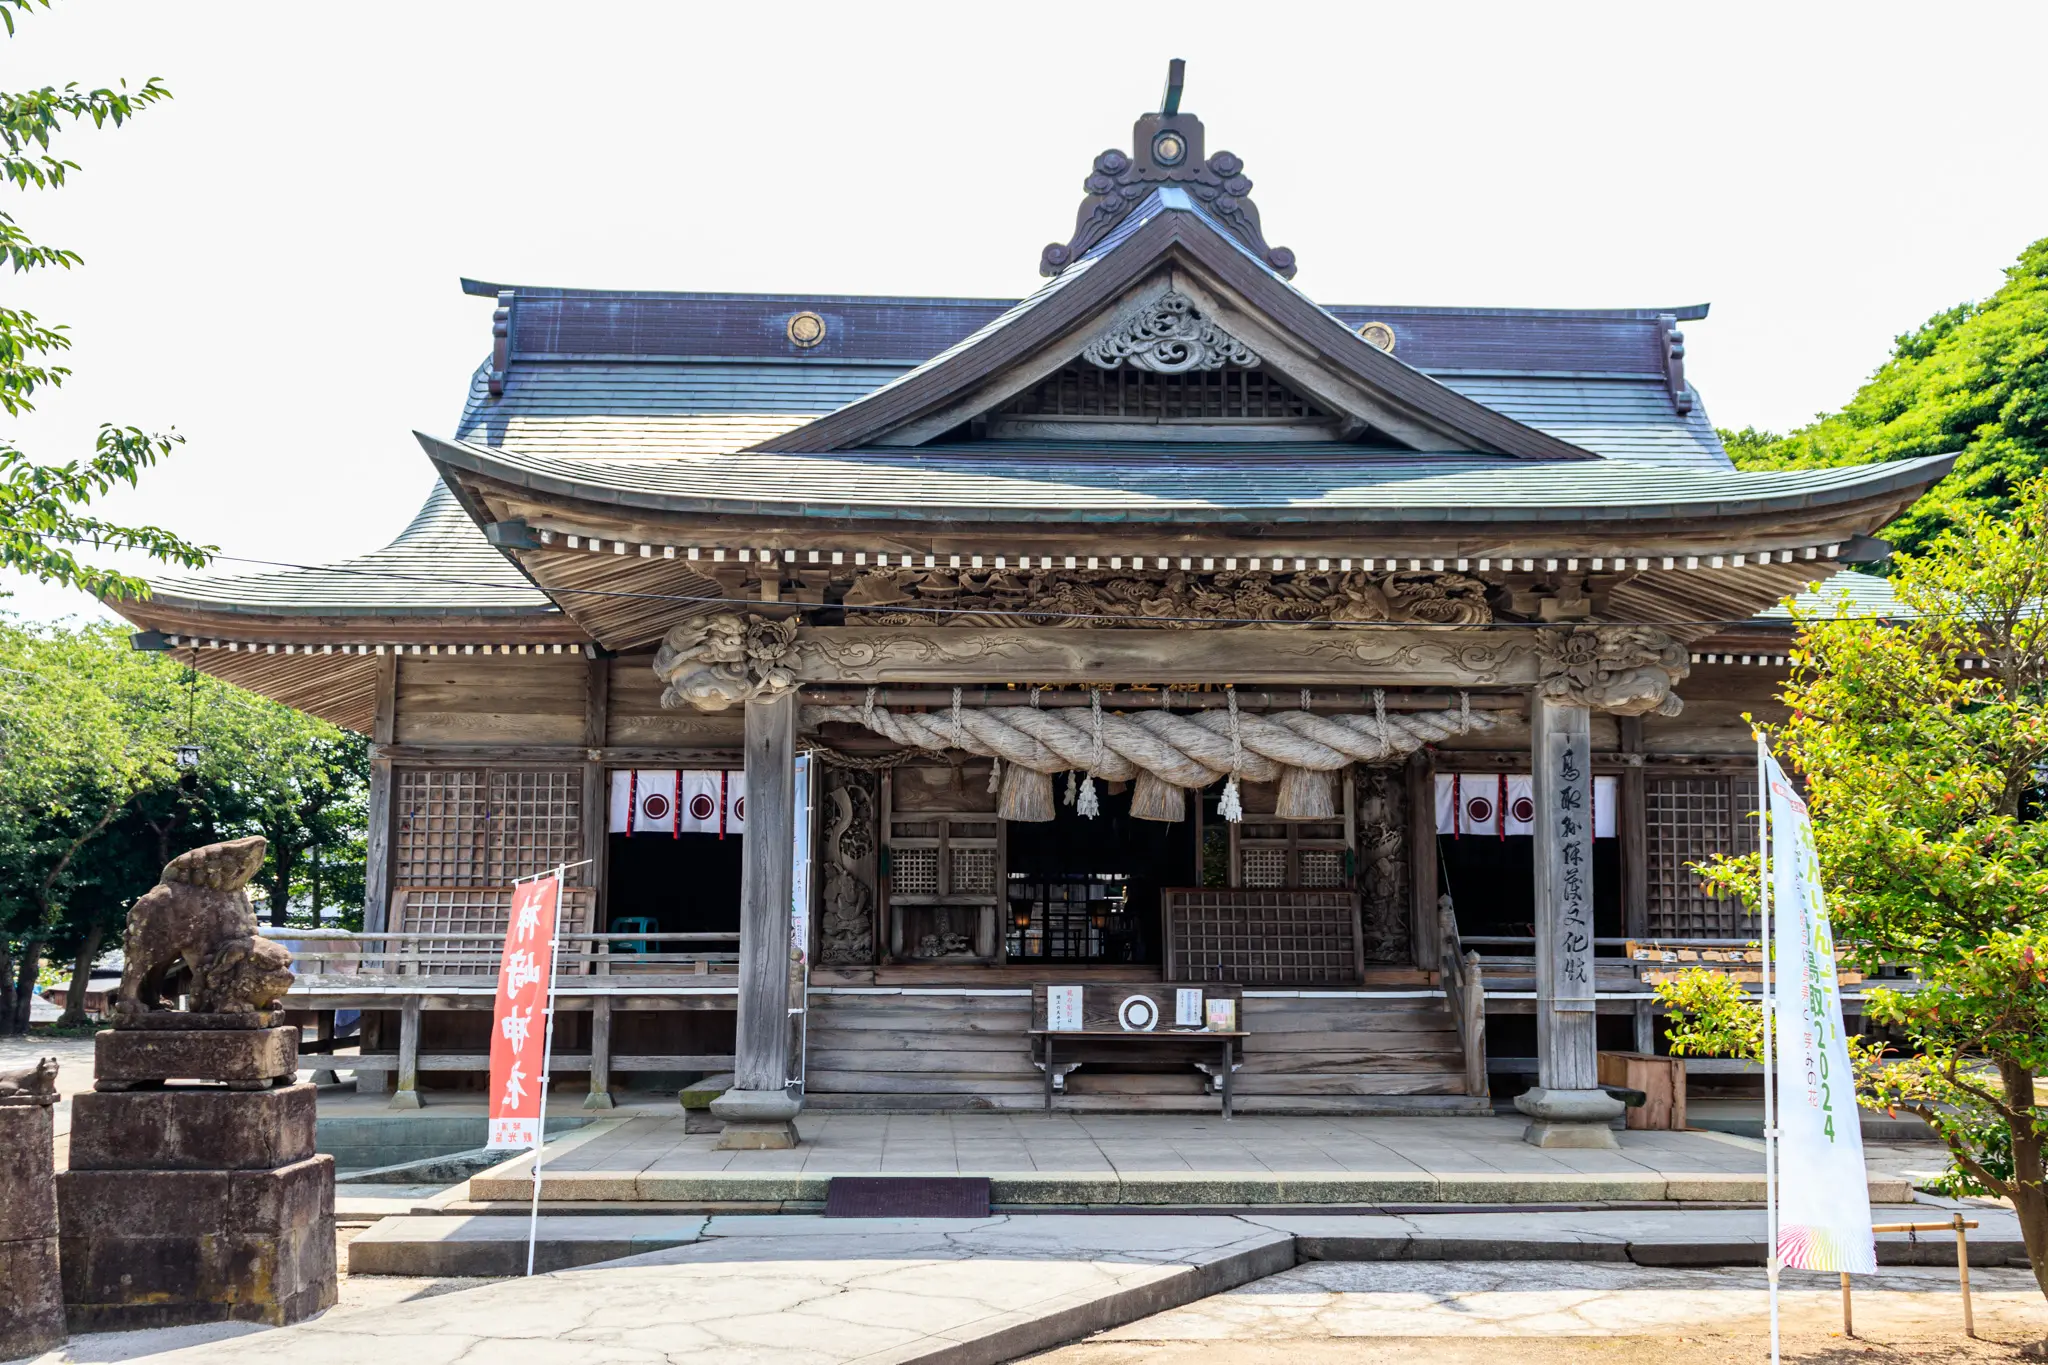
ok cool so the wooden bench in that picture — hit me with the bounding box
[1028,984,1247,1118]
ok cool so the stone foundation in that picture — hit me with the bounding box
[57,1029,335,1330]
[0,1103,66,1360]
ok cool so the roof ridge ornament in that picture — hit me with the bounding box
[1041,60,1296,281]
[1082,291,1260,373]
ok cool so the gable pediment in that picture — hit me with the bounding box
[753,206,1600,461]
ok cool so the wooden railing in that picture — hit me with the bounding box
[1437,901,1488,1098]
[266,929,740,982]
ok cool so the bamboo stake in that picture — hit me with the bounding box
[1840,1272,1853,1337]
[1869,1217,1979,1337]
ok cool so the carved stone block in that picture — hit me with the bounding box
[93,1025,299,1089]
[0,1103,65,1360]
[57,1156,337,1330]
[69,1083,317,1172]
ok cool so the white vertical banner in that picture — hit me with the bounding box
[1764,746,1876,1274]
[788,753,813,1092]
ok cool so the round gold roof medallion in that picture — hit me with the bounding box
[1357,321,1397,354]
[787,311,827,348]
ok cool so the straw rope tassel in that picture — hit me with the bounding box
[1077,691,1102,818]
[1220,686,1244,824]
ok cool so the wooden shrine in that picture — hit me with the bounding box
[117,66,1949,1139]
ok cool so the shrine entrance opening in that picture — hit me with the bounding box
[1003,782,1200,967]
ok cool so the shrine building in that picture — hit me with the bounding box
[117,67,1948,1144]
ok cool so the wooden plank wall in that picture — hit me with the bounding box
[802,991,1471,1112]
[393,654,586,745]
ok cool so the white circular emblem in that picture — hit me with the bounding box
[1117,994,1159,1032]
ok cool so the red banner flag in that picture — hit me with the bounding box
[487,875,560,1150]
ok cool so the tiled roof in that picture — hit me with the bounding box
[145,482,555,616]
[1754,569,1908,620]
[422,434,1952,527]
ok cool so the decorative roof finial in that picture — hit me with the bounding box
[1040,61,1296,280]
[1160,57,1185,116]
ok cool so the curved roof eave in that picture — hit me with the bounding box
[420,432,1957,530]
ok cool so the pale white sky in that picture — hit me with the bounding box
[7,1,2046,622]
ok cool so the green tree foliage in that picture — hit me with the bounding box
[0,620,369,1032]
[0,0,209,599]
[1660,481,2048,1300]
[1721,236,2048,558]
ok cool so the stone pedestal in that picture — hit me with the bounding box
[1514,1086,1625,1149]
[57,1027,335,1330]
[710,1086,801,1150]
[0,1100,66,1360]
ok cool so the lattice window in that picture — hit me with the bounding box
[392,766,587,956]
[395,769,490,887]
[892,847,939,895]
[1000,364,1327,423]
[950,846,997,896]
[1233,813,1350,891]
[1298,849,1346,889]
[1240,847,1287,889]
[1647,775,1760,938]
[1163,889,1364,985]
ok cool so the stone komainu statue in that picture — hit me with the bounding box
[114,836,296,1021]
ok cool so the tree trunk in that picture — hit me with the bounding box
[0,944,15,1036]
[9,941,40,1034]
[55,925,105,1029]
[309,843,321,927]
[2001,1060,2048,1301]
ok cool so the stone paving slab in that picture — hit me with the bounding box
[467,1114,1916,1206]
[347,1214,711,1276]
[1071,1258,2048,1345]
[344,1205,2026,1280]
[94,1214,1294,1365]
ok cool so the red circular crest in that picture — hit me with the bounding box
[1464,796,1493,825]
[733,795,745,822]
[640,793,671,821]
[1510,796,1536,824]
[688,792,716,821]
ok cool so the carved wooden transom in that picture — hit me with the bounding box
[1000,364,1326,426]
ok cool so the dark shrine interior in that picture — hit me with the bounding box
[605,831,743,940]
[1004,781,1198,964]
[1436,834,1623,942]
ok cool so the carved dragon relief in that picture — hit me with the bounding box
[1536,625,1691,716]
[1081,292,1258,374]
[1354,766,1410,963]
[818,769,878,966]
[840,566,1492,630]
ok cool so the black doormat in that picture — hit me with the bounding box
[824,1176,992,1219]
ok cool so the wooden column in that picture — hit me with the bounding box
[1619,715,1648,941]
[363,653,399,934]
[581,654,610,933]
[710,690,802,1145]
[391,998,423,1109]
[584,996,614,1110]
[1406,749,1437,969]
[1517,694,1622,1146]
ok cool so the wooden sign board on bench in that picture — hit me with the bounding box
[1031,983,1245,1035]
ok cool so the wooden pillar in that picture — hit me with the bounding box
[1405,748,1437,969]
[363,654,399,934]
[1516,694,1622,1146]
[581,653,610,935]
[584,996,614,1110]
[709,690,801,1147]
[391,998,423,1109]
[1619,716,1648,941]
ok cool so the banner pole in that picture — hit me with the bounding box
[525,864,566,1277]
[1757,731,1780,1365]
